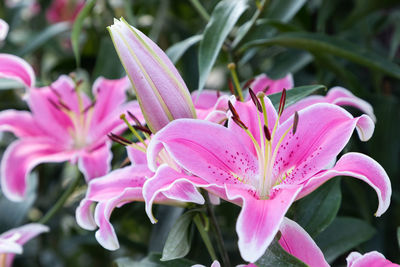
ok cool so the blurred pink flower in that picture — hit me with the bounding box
[46,0,85,23]
[0,54,143,201]
[143,95,390,262]
[0,19,9,41]
[0,223,48,267]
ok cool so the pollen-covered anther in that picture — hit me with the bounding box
[249,88,262,112]
[264,125,271,141]
[228,101,240,119]
[278,88,287,116]
[232,116,248,130]
[243,78,255,90]
[107,132,132,146]
[228,79,237,99]
[127,110,142,126]
[293,111,299,135]
[133,124,152,135]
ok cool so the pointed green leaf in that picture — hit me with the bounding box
[242,32,400,79]
[161,211,197,261]
[166,35,202,64]
[18,22,70,56]
[71,0,96,67]
[315,217,375,263]
[198,0,248,91]
[291,179,342,237]
[265,0,307,22]
[269,84,326,109]
[114,253,196,267]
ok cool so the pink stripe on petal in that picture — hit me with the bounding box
[0,110,42,137]
[299,152,391,217]
[225,184,302,263]
[0,19,9,41]
[1,138,74,201]
[0,54,35,88]
[279,218,329,267]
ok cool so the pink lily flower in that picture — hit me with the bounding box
[76,144,206,250]
[0,54,143,201]
[143,94,391,262]
[46,0,85,23]
[347,251,399,267]
[108,18,196,133]
[0,223,49,267]
[248,73,294,97]
[0,19,9,41]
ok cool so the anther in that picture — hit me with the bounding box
[263,85,270,93]
[249,88,262,112]
[133,125,152,135]
[293,111,299,135]
[216,90,221,98]
[263,125,271,141]
[278,89,287,116]
[228,101,240,119]
[108,133,132,146]
[82,101,96,113]
[127,111,142,126]
[231,116,248,130]
[242,78,255,90]
[228,79,236,97]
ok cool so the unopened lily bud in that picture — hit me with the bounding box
[108,18,196,132]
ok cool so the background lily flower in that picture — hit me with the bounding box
[247,73,294,97]
[0,223,49,267]
[347,251,399,267]
[0,54,143,201]
[76,146,206,250]
[143,96,390,262]
[0,54,35,88]
[108,18,196,133]
[0,19,9,41]
[46,0,85,23]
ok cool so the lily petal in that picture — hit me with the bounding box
[147,119,259,187]
[279,218,329,267]
[273,103,374,186]
[298,152,391,217]
[77,142,113,182]
[0,54,35,88]
[76,199,97,230]
[1,138,73,201]
[248,73,293,96]
[143,164,209,223]
[225,184,302,263]
[0,110,42,137]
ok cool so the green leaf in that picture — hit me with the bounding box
[92,37,125,79]
[17,22,70,56]
[198,0,248,91]
[71,0,96,67]
[267,50,313,79]
[114,253,196,267]
[166,35,202,64]
[315,217,375,263]
[265,0,307,22]
[161,211,196,261]
[397,227,400,250]
[291,179,342,237]
[242,32,400,79]
[269,84,326,109]
[255,237,308,267]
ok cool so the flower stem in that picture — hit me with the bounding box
[193,214,217,261]
[204,193,231,267]
[38,175,80,224]
[189,0,210,22]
